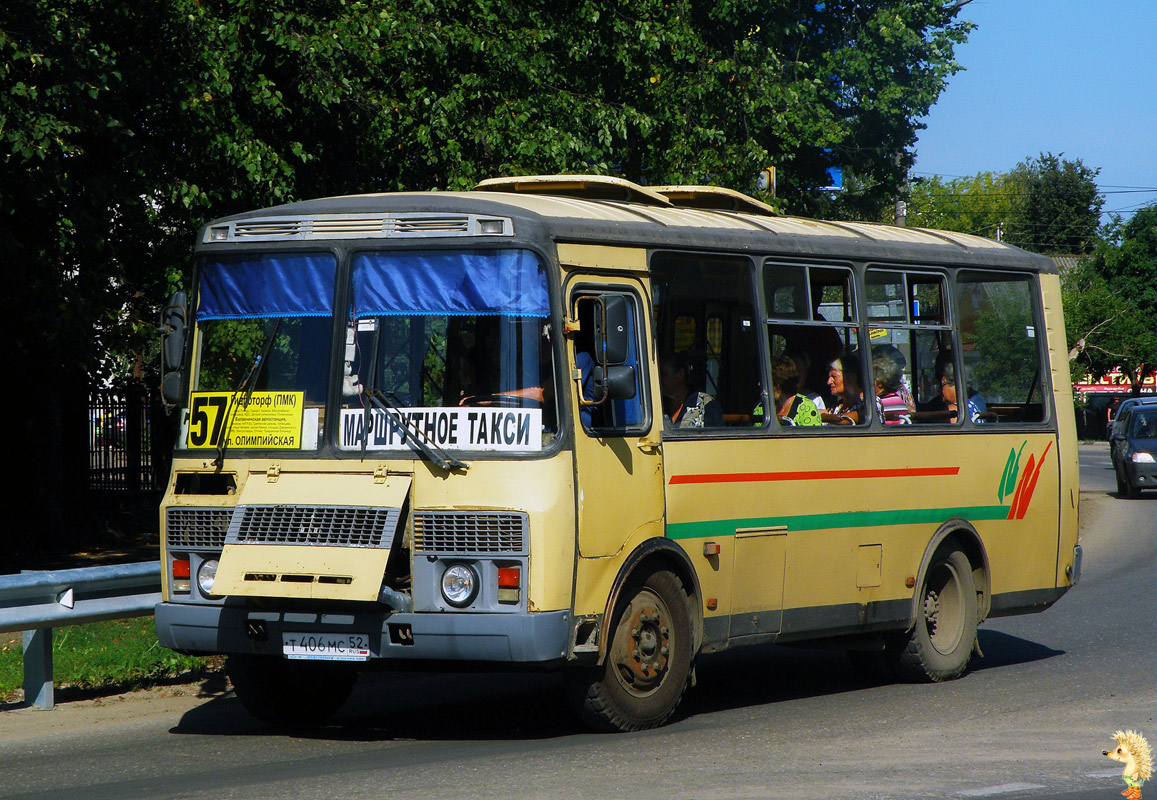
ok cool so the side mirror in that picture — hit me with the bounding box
[160,291,187,407]
[162,291,187,370]
[595,295,630,366]
[161,371,183,407]
[592,365,637,401]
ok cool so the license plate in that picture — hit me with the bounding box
[283,632,371,661]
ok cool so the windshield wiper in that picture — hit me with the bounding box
[362,388,469,472]
[214,318,282,470]
[355,322,467,471]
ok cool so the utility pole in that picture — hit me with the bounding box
[894,153,907,227]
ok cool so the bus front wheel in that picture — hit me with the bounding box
[226,654,357,726]
[889,546,978,683]
[567,569,693,732]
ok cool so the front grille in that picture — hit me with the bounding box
[166,507,232,550]
[392,216,470,234]
[228,505,400,548]
[413,511,528,555]
[204,213,510,242]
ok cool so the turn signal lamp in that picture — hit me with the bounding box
[497,566,520,605]
[172,557,191,594]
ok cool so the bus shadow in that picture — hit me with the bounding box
[171,630,1061,741]
[971,628,1065,670]
[171,669,585,742]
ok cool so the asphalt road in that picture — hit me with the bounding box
[1,443,1152,800]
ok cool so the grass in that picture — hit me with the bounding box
[0,618,222,702]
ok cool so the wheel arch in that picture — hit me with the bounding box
[907,518,990,629]
[596,538,702,665]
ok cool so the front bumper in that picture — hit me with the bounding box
[156,602,570,664]
[1126,460,1157,491]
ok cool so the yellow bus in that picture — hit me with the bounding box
[156,175,1080,730]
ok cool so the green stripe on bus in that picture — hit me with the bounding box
[666,505,1011,539]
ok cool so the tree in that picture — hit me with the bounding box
[903,154,1103,253]
[1003,153,1103,255]
[904,171,1013,237]
[1063,204,1157,393]
[2,0,973,552]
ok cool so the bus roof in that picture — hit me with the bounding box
[198,176,1056,273]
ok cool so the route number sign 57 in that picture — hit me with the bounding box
[185,391,305,450]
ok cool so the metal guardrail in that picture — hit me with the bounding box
[0,561,162,710]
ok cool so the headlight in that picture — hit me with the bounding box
[440,564,479,608]
[1131,452,1156,463]
[197,558,219,597]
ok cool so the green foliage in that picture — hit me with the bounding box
[1003,153,1103,255]
[965,286,1041,405]
[905,171,1012,237]
[1063,203,1157,391]
[1094,205,1157,324]
[196,318,297,392]
[0,619,217,700]
[904,153,1103,254]
[2,0,972,391]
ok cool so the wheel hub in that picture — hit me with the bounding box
[924,563,964,655]
[610,591,672,695]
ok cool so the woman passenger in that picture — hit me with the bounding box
[771,355,821,426]
[872,351,912,425]
[821,354,867,425]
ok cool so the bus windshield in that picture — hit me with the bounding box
[339,249,558,453]
[189,252,336,450]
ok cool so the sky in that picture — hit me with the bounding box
[913,0,1157,222]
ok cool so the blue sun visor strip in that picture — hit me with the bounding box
[196,253,337,321]
[352,249,549,318]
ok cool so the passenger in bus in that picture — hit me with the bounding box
[872,351,912,425]
[821,354,867,425]
[940,361,985,423]
[872,345,914,411]
[771,355,821,426]
[660,351,722,428]
[785,344,826,411]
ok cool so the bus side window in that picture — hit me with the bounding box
[764,263,862,427]
[864,269,956,426]
[652,253,761,429]
[954,273,1047,424]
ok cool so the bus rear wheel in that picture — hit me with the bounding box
[226,654,357,726]
[889,546,978,683]
[567,569,693,732]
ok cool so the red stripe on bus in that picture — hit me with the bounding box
[668,467,960,485]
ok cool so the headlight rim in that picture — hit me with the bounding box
[197,558,220,598]
[440,563,479,608]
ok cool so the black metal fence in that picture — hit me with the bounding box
[88,389,171,495]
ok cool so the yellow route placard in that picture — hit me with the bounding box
[186,391,305,449]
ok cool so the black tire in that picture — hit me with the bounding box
[1116,462,1129,496]
[1123,467,1141,499]
[567,569,694,732]
[888,546,978,683]
[226,654,357,726]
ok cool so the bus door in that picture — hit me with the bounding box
[566,278,664,562]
